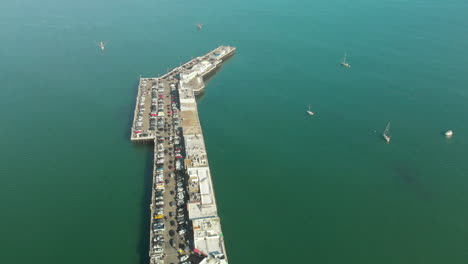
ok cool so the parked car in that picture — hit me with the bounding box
[153,247,163,254]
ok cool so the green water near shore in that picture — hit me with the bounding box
[1,0,468,263]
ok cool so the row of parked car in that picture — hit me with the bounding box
[149,82,166,131]
[152,207,165,255]
[150,78,193,264]
[150,80,177,261]
[133,79,149,133]
[152,166,166,257]
[174,158,192,264]
[152,106,168,258]
[169,85,192,260]
[170,82,195,264]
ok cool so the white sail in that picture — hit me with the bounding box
[383,122,391,142]
[306,104,314,115]
[340,52,350,68]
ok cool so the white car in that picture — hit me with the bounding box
[153,247,164,254]
[179,255,189,261]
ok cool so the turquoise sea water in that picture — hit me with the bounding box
[1,0,468,263]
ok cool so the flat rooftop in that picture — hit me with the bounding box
[184,134,208,167]
[193,217,226,258]
[187,167,217,219]
[180,108,203,135]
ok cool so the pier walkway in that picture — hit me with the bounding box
[130,46,235,264]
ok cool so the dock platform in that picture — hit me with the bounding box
[130,46,235,264]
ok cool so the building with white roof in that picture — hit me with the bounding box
[186,167,217,219]
[193,217,227,261]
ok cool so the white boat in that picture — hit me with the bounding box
[306,104,314,116]
[383,122,391,143]
[445,130,453,137]
[97,41,106,51]
[340,52,351,68]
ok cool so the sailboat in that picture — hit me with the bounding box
[196,24,204,30]
[97,41,106,51]
[340,52,351,68]
[306,104,314,116]
[383,122,391,143]
[445,130,453,137]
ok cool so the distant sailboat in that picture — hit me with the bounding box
[97,41,106,51]
[306,104,314,116]
[340,52,351,68]
[196,24,204,30]
[445,130,453,137]
[383,122,391,143]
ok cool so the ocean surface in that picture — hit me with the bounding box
[1,0,468,263]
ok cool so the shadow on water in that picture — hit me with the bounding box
[195,69,220,103]
[121,108,135,140]
[196,59,235,103]
[392,162,434,200]
[136,146,154,264]
[122,80,141,141]
[195,90,206,102]
[393,163,419,185]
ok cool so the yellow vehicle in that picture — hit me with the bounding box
[154,215,164,219]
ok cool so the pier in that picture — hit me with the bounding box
[130,46,236,264]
